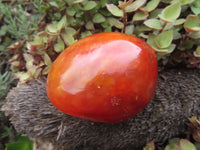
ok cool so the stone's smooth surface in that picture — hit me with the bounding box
[46,32,158,123]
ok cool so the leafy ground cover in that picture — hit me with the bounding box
[0,0,200,150]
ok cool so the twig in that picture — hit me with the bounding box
[122,9,127,33]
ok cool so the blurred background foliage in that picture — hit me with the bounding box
[0,0,200,149]
[0,0,199,83]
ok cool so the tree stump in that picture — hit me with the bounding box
[1,69,200,150]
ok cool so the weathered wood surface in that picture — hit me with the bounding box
[2,69,200,150]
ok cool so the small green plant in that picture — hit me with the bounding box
[0,111,17,150]
[0,71,15,99]
[5,135,33,150]
[188,116,200,142]
[6,0,200,83]
[1,0,198,149]
[143,138,198,150]
[105,0,200,65]
[0,0,46,75]
[0,1,43,41]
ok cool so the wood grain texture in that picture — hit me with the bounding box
[2,69,200,150]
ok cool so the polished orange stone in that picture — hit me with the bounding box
[46,32,158,123]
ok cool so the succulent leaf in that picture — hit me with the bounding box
[49,1,59,8]
[28,36,43,47]
[23,53,34,69]
[165,138,180,150]
[15,72,31,83]
[178,39,194,50]
[143,141,155,150]
[86,21,95,30]
[67,6,76,16]
[42,66,51,75]
[150,9,163,18]
[163,23,173,30]
[158,2,181,23]
[108,17,124,29]
[125,25,134,35]
[93,13,106,23]
[57,16,67,31]
[187,32,200,39]
[104,26,112,32]
[44,53,52,66]
[106,4,123,17]
[194,47,200,57]
[140,0,160,12]
[132,11,148,21]
[173,18,185,26]
[61,34,76,46]
[180,139,196,150]
[184,15,200,32]
[171,0,195,5]
[125,0,147,13]
[83,1,97,11]
[144,19,164,30]
[73,0,85,4]
[65,27,77,35]
[173,30,181,39]
[47,16,67,34]
[191,5,200,15]
[54,37,65,52]
[137,25,152,31]
[81,31,92,38]
[147,34,175,53]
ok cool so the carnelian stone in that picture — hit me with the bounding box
[46,32,158,123]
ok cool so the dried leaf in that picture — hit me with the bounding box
[118,0,133,9]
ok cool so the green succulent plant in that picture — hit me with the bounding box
[5,0,200,83]
[143,138,199,150]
